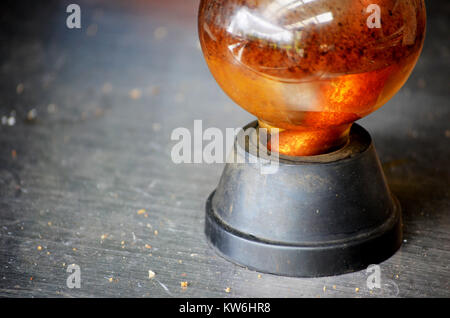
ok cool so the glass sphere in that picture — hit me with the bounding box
[199,0,426,156]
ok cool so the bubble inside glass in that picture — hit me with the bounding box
[199,0,426,156]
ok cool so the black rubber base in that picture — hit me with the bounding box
[205,122,402,277]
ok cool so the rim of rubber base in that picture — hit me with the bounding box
[205,191,402,278]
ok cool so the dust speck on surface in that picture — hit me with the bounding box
[445,130,450,138]
[16,83,24,94]
[86,24,98,36]
[26,109,37,122]
[154,27,168,40]
[129,89,142,100]
[102,82,113,94]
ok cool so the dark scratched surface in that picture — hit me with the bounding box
[0,0,448,297]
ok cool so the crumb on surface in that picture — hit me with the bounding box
[37,245,42,251]
[445,130,450,138]
[129,89,142,100]
[16,83,24,94]
[355,287,359,292]
[102,82,113,94]
[154,27,168,40]
[137,209,146,215]
[225,287,231,293]
[145,244,152,249]
[180,281,188,288]
[148,270,156,279]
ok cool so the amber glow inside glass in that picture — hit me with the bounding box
[199,0,426,156]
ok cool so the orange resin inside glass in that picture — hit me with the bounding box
[199,0,426,156]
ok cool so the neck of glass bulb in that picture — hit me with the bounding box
[259,120,352,157]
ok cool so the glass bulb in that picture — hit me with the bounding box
[199,0,426,156]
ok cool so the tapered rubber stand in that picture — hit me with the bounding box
[205,121,402,277]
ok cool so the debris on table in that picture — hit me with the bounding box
[129,88,142,100]
[102,82,113,94]
[16,83,24,94]
[26,109,37,122]
[154,27,168,40]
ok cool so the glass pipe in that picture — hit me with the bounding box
[199,0,426,156]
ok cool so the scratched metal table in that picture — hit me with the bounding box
[0,0,448,297]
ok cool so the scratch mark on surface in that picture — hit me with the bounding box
[155,279,173,296]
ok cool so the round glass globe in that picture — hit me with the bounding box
[199,0,426,156]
